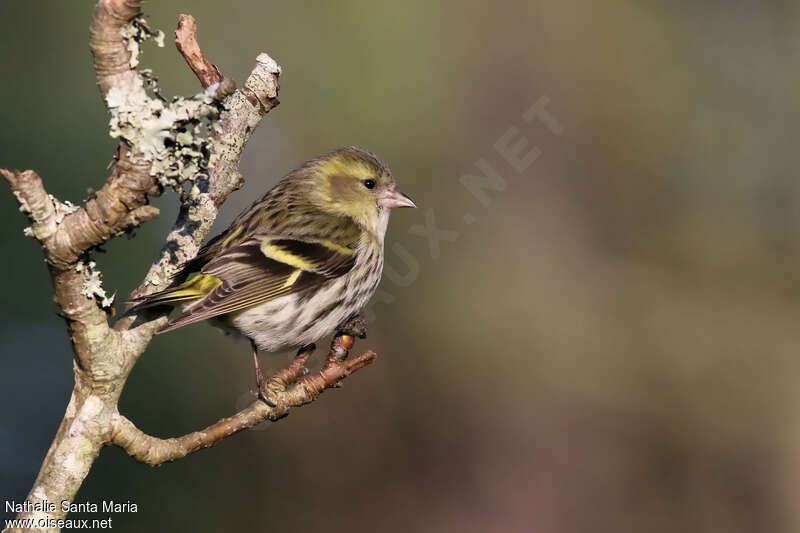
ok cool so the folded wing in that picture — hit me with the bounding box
[156,234,358,333]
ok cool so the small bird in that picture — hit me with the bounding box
[130,146,415,402]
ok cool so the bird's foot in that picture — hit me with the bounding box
[337,314,367,339]
[249,329,376,418]
[255,343,316,407]
[257,382,281,408]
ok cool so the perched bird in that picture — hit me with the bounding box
[130,146,414,402]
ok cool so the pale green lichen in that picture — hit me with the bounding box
[107,82,224,192]
[77,261,115,309]
[121,16,163,69]
[145,271,163,287]
[50,195,79,224]
[110,18,223,197]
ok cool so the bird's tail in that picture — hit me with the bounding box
[127,274,222,313]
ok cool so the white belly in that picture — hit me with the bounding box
[221,256,382,352]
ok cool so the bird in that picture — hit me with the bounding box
[129,146,415,403]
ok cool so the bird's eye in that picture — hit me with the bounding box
[363,179,376,190]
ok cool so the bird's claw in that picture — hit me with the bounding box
[252,345,279,407]
[257,382,281,408]
[254,343,317,407]
[254,360,283,407]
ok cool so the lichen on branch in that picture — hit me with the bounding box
[120,15,164,69]
[107,78,230,192]
[76,260,115,309]
[107,16,234,195]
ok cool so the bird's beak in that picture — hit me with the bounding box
[381,186,416,209]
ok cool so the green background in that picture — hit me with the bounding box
[3,1,800,531]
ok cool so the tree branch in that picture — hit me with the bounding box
[112,326,376,466]
[89,0,145,97]
[1,159,160,270]
[0,170,58,242]
[175,14,223,89]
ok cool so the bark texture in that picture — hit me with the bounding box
[2,4,375,532]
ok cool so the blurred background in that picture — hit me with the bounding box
[3,1,800,531]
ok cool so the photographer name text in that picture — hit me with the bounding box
[6,499,137,514]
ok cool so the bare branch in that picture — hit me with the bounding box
[89,0,145,97]
[1,161,158,270]
[175,14,223,89]
[50,154,157,266]
[0,169,58,242]
[0,168,120,367]
[112,329,377,466]
[120,205,161,231]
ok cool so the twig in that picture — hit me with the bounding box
[175,14,222,89]
[112,320,376,466]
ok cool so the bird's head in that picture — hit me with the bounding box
[303,147,415,233]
